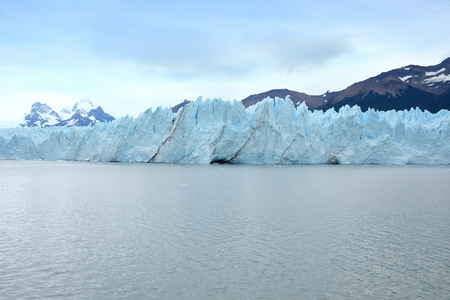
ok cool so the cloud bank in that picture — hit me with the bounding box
[0,0,449,120]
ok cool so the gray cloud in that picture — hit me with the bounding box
[86,19,354,80]
[1,0,448,110]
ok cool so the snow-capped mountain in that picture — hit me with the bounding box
[320,57,450,112]
[2,97,449,164]
[22,102,62,127]
[59,99,94,121]
[55,100,115,127]
[20,100,115,127]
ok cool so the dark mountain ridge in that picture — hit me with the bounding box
[321,57,450,112]
[172,57,450,113]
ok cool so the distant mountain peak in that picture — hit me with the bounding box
[241,88,326,110]
[87,106,115,123]
[31,102,51,110]
[172,99,192,113]
[21,100,115,128]
[21,102,61,127]
[69,99,94,115]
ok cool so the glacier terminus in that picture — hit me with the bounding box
[0,97,449,164]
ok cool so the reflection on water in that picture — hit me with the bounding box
[0,161,449,299]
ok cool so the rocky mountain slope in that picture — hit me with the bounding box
[172,57,450,113]
[320,57,450,112]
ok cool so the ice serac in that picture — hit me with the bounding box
[150,98,250,163]
[0,97,449,164]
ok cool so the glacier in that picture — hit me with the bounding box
[0,97,449,164]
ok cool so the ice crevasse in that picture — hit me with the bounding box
[0,97,449,164]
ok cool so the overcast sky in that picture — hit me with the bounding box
[1,0,449,123]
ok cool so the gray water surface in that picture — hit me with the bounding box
[1,161,449,299]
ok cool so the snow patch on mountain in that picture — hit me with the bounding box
[423,73,450,84]
[2,97,449,164]
[425,68,446,77]
[399,75,412,82]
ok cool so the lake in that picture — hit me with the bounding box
[1,161,449,299]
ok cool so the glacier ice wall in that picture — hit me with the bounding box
[0,97,449,164]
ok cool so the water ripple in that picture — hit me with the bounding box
[0,162,449,299]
